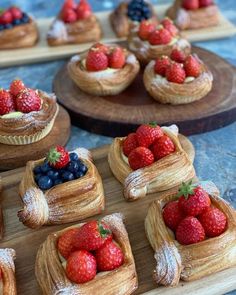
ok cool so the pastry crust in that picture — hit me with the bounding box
[35,213,138,295]
[143,58,213,104]
[67,49,140,96]
[145,181,236,286]
[0,248,17,295]
[0,18,38,50]
[108,125,195,201]
[166,0,220,30]
[18,148,105,229]
[0,180,3,240]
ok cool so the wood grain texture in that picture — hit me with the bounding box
[0,138,236,295]
[0,4,235,67]
[0,106,71,171]
[53,46,236,137]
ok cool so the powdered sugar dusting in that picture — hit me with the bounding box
[53,284,78,295]
[70,55,81,63]
[0,248,16,269]
[126,54,137,65]
[162,124,179,136]
[74,148,92,161]
[47,20,68,40]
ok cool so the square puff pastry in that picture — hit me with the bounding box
[108,125,195,201]
[145,181,236,286]
[35,213,138,295]
[0,248,17,295]
[18,148,105,229]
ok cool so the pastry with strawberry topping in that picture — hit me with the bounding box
[35,213,138,294]
[108,123,195,201]
[47,0,102,46]
[0,79,59,145]
[68,43,140,96]
[143,50,213,104]
[0,248,17,294]
[128,17,191,64]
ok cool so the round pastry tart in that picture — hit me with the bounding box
[0,79,59,145]
[143,49,213,104]
[0,248,17,295]
[128,17,191,64]
[166,0,220,30]
[47,0,102,46]
[67,43,140,96]
[110,0,157,38]
[0,6,38,49]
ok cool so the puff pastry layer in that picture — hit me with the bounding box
[0,248,17,295]
[0,180,3,240]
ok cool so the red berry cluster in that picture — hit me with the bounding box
[0,6,28,29]
[122,123,175,170]
[61,0,92,23]
[163,182,227,245]
[182,0,214,10]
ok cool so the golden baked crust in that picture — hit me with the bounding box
[0,18,38,50]
[108,125,195,201]
[145,181,236,286]
[143,58,213,104]
[0,180,3,240]
[35,213,138,295]
[0,248,17,295]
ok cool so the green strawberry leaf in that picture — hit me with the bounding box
[148,121,157,127]
[98,222,111,238]
[176,180,197,199]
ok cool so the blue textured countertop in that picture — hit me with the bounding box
[0,0,236,293]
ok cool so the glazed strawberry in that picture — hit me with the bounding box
[9,6,23,20]
[128,147,154,170]
[149,28,172,45]
[178,182,211,216]
[91,43,109,55]
[182,0,199,10]
[95,240,124,271]
[170,48,186,63]
[184,55,201,77]
[176,216,205,245]
[62,0,77,10]
[198,207,227,237]
[16,88,41,113]
[123,133,139,157]
[57,228,80,259]
[108,47,125,69]
[66,250,97,284]
[161,18,179,37]
[163,200,185,231]
[166,62,186,84]
[47,146,70,169]
[154,56,171,76]
[199,0,213,7]
[77,0,92,20]
[0,10,13,25]
[86,50,108,71]
[10,79,25,97]
[151,135,175,160]
[74,220,112,251]
[138,20,156,40]
[0,89,15,115]
[136,123,164,147]
[62,8,77,23]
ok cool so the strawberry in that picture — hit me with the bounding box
[66,250,97,284]
[154,56,171,76]
[0,10,13,25]
[16,88,41,113]
[199,0,213,7]
[122,133,139,157]
[62,0,77,10]
[177,182,211,216]
[47,146,70,169]
[95,240,124,271]
[166,62,186,84]
[184,55,201,77]
[9,6,22,20]
[86,50,108,71]
[176,216,205,245]
[149,28,172,45]
[57,228,80,259]
[170,48,186,63]
[108,47,125,69]
[0,89,15,115]
[10,79,25,97]
[163,200,185,231]
[182,0,199,10]
[91,43,109,55]
[161,18,179,37]
[198,207,227,237]
[62,8,77,23]
[73,220,112,251]
[136,123,164,148]
[151,135,175,160]
[138,20,156,40]
[77,0,92,20]
[128,147,154,170]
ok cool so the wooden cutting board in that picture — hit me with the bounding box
[0,4,236,67]
[0,137,236,295]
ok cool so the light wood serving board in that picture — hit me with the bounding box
[0,4,236,67]
[0,136,236,295]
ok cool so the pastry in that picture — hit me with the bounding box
[67,43,140,96]
[0,79,59,145]
[143,50,213,104]
[110,0,157,38]
[0,6,38,49]
[0,179,3,240]
[18,146,105,229]
[108,123,195,201]
[166,0,220,30]
[35,213,138,295]
[145,180,236,286]
[0,248,17,294]
[128,17,191,64]
[47,0,102,46]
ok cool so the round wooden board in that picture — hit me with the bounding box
[0,106,71,171]
[53,46,236,137]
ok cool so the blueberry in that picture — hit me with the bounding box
[78,163,88,174]
[40,162,51,173]
[74,171,84,179]
[21,13,29,24]
[69,152,79,161]
[5,24,13,29]
[35,173,43,182]
[47,170,60,180]
[12,19,21,26]
[67,161,79,173]
[37,176,53,190]
[54,179,63,186]
[61,171,74,182]
[34,165,42,174]
[0,25,5,31]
